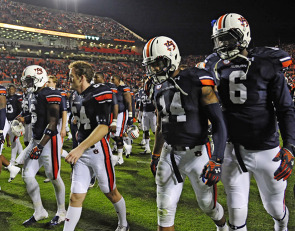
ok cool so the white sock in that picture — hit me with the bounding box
[113,197,127,227]
[118,149,123,158]
[145,139,150,147]
[63,206,82,231]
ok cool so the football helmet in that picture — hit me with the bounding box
[142,36,181,84]
[21,65,48,92]
[127,125,140,140]
[212,13,251,60]
[11,120,25,137]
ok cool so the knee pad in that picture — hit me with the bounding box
[264,201,286,221]
[228,206,248,230]
[157,193,177,227]
[201,202,224,221]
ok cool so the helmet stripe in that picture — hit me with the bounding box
[218,14,226,29]
[146,37,156,58]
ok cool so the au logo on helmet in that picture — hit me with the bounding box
[164,40,176,51]
[35,67,43,75]
[238,17,249,28]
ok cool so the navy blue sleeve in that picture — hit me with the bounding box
[271,70,295,146]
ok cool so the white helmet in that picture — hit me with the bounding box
[127,125,140,140]
[11,120,25,137]
[212,13,251,60]
[142,36,181,84]
[21,65,48,92]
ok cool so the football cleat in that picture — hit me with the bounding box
[7,165,21,182]
[115,223,130,231]
[23,210,48,227]
[89,177,96,188]
[144,146,151,154]
[140,139,146,146]
[43,178,51,183]
[46,215,65,227]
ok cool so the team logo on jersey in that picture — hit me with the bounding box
[93,149,99,154]
[223,60,231,65]
[238,17,249,27]
[156,84,162,90]
[164,40,176,51]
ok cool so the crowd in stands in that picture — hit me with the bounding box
[1,43,295,92]
[0,0,141,42]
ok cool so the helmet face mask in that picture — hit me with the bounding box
[142,36,181,85]
[212,13,251,60]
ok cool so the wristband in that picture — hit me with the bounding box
[44,128,58,137]
[128,111,132,117]
[37,143,44,149]
[152,153,160,158]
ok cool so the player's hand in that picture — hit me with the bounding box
[0,132,5,145]
[65,146,84,165]
[60,128,66,139]
[201,160,222,186]
[273,144,295,181]
[127,117,133,125]
[150,153,160,177]
[109,119,117,133]
[29,144,44,159]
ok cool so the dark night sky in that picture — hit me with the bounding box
[13,0,295,55]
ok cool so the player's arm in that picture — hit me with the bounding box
[123,91,133,125]
[60,94,68,138]
[0,95,6,144]
[271,67,295,181]
[65,124,109,165]
[200,86,227,186]
[150,109,164,176]
[110,93,118,133]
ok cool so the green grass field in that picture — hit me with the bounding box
[0,130,294,231]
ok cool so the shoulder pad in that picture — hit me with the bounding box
[250,47,292,68]
[183,67,215,86]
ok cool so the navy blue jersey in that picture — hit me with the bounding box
[141,90,155,112]
[117,85,130,113]
[153,67,215,146]
[22,92,32,124]
[206,47,295,149]
[0,85,6,97]
[71,84,112,143]
[30,87,61,140]
[105,82,118,106]
[57,88,67,118]
[6,94,22,121]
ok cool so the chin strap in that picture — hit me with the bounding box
[169,77,188,96]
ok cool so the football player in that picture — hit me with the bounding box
[110,75,133,164]
[140,77,156,154]
[21,87,33,147]
[6,85,23,164]
[143,36,228,231]
[0,84,20,184]
[206,13,295,231]
[64,61,129,231]
[19,65,66,227]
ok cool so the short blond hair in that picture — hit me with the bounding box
[69,61,94,83]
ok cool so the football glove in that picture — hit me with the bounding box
[150,153,160,177]
[29,144,44,160]
[273,144,295,181]
[201,160,222,186]
[127,117,133,125]
[0,132,4,144]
